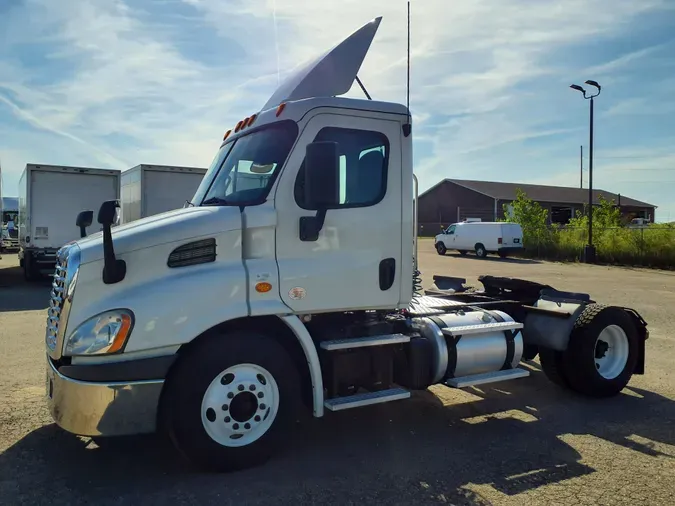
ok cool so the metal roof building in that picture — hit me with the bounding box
[417,178,656,234]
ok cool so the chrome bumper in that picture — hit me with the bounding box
[46,356,164,437]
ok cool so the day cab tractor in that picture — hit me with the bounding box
[44,17,649,472]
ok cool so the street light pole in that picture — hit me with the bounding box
[588,94,594,256]
[570,80,601,263]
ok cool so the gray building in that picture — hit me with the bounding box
[417,178,656,235]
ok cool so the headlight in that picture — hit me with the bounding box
[64,309,134,356]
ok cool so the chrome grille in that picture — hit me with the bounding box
[45,244,80,358]
[46,261,66,351]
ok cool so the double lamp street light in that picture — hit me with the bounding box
[570,79,601,264]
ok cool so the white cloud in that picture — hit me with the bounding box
[0,0,673,220]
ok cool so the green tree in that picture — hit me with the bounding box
[502,189,550,249]
[568,194,622,229]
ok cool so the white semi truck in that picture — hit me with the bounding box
[18,164,120,280]
[44,17,649,473]
[120,164,207,224]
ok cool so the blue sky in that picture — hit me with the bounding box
[1,0,675,221]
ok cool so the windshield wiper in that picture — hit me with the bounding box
[201,196,229,206]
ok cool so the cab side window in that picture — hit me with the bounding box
[447,225,456,235]
[295,127,389,209]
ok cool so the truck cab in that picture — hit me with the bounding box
[45,16,648,473]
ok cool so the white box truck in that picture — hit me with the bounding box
[43,17,649,474]
[18,164,120,280]
[120,164,206,224]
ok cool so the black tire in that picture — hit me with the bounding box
[23,257,39,281]
[543,305,639,397]
[474,243,487,258]
[539,347,569,388]
[521,344,538,361]
[161,332,302,472]
[498,251,508,259]
[436,242,447,255]
[458,250,468,256]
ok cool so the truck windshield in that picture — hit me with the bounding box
[193,121,298,206]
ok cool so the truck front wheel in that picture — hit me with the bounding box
[161,331,301,472]
[436,242,447,255]
[540,305,639,398]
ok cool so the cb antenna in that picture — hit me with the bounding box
[403,1,412,137]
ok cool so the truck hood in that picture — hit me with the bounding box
[75,206,241,264]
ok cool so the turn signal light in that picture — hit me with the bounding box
[234,120,243,132]
[276,103,286,117]
[223,129,232,141]
[248,114,257,126]
[255,282,273,293]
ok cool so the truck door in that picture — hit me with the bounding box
[500,223,523,248]
[274,112,403,313]
[444,225,457,249]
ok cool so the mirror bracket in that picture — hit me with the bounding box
[299,209,327,242]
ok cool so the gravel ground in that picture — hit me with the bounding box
[1,245,674,506]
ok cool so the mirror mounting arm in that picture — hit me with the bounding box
[299,208,327,242]
[97,200,126,284]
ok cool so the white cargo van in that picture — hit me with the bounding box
[435,221,523,258]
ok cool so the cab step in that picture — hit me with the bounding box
[446,368,530,388]
[441,321,523,337]
[324,387,411,411]
[320,333,410,351]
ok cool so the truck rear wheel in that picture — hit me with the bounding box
[161,331,301,472]
[540,305,639,397]
[23,256,39,281]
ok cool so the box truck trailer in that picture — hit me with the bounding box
[18,164,120,280]
[120,164,206,224]
[43,17,649,473]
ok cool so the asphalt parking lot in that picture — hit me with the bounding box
[1,244,674,505]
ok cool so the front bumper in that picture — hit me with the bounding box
[46,356,166,437]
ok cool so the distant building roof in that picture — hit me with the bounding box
[421,179,656,208]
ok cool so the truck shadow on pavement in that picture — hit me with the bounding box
[0,266,52,312]
[1,366,673,505]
